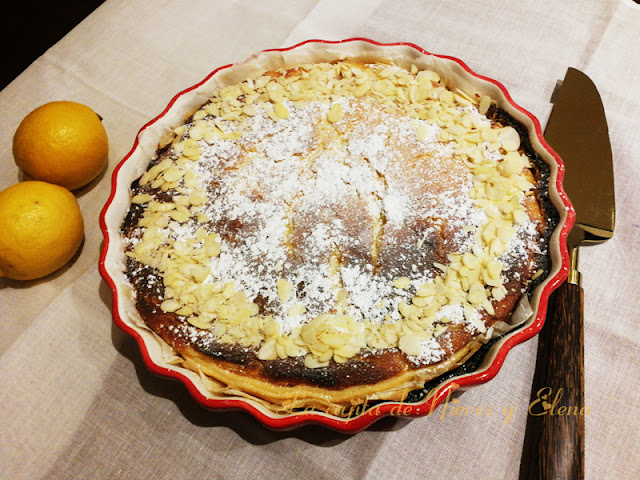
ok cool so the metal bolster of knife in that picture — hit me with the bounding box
[567,225,614,286]
[567,229,583,286]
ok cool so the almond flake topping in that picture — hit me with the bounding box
[124,61,542,367]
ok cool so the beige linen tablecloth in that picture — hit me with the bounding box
[2,1,639,478]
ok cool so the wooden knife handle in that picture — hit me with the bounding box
[519,281,585,480]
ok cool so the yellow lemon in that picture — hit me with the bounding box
[0,181,84,281]
[13,101,109,190]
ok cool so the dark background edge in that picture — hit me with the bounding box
[3,1,106,91]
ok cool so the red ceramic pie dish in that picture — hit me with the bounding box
[99,38,574,433]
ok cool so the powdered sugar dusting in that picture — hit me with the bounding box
[181,97,502,334]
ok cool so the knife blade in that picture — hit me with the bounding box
[547,68,616,276]
[519,68,615,480]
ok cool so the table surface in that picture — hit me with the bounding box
[2,1,639,479]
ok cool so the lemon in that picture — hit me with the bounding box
[13,101,109,190]
[0,181,84,280]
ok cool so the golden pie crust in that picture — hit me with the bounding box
[121,60,551,416]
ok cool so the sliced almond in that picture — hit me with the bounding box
[277,278,293,303]
[393,277,411,289]
[327,103,343,123]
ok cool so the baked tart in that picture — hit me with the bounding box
[101,40,571,428]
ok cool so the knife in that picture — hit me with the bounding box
[519,68,615,480]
